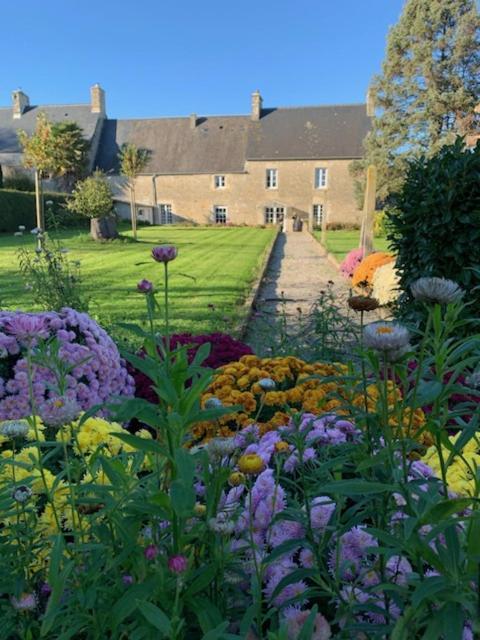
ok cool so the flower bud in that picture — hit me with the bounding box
[137,279,154,294]
[151,245,178,263]
[144,544,159,561]
[204,396,223,409]
[168,554,188,574]
[12,485,32,503]
[228,471,246,486]
[237,453,264,475]
[258,378,276,391]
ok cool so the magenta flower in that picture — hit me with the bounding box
[168,554,188,574]
[137,279,154,294]
[151,245,178,263]
[144,544,159,561]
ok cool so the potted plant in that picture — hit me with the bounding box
[66,170,118,240]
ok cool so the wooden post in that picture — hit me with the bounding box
[34,169,43,231]
[360,165,377,256]
[130,184,137,240]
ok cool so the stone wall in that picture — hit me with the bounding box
[108,158,361,227]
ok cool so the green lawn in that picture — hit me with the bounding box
[313,230,391,262]
[0,225,276,338]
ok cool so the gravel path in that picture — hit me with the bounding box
[244,231,354,353]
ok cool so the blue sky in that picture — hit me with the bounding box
[1,0,405,119]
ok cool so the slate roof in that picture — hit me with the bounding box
[95,116,250,174]
[0,104,101,165]
[95,104,370,174]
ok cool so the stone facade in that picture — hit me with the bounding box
[109,157,360,229]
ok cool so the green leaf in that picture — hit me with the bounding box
[419,498,474,526]
[112,431,168,456]
[185,565,216,598]
[137,600,171,635]
[408,380,443,408]
[319,479,396,495]
[411,576,448,608]
[170,480,196,516]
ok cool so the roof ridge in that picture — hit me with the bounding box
[109,114,250,122]
[271,102,367,110]
[0,103,91,110]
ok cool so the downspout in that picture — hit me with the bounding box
[151,174,158,223]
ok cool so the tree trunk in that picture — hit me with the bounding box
[34,169,44,249]
[90,216,119,241]
[130,184,137,240]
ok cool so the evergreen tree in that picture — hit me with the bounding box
[353,0,480,201]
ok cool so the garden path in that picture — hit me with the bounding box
[244,231,353,353]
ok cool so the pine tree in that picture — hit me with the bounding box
[355,0,480,200]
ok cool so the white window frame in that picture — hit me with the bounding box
[264,206,284,224]
[214,205,228,224]
[214,175,226,189]
[266,168,278,189]
[314,167,328,189]
[159,204,173,225]
[312,204,324,226]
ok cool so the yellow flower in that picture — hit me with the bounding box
[238,454,264,475]
[275,441,290,453]
[228,471,246,486]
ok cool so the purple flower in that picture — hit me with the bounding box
[151,245,178,263]
[11,593,37,611]
[38,396,80,427]
[122,574,134,585]
[269,520,304,546]
[309,496,335,532]
[330,526,378,579]
[144,544,159,560]
[137,279,154,293]
[168,554,188,573]
[4,314,48,346]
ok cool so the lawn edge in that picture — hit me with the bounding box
[309,231,342,271]
[237,227,281,340]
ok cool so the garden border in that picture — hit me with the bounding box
[237,227,281,339]
[309,231,341,271]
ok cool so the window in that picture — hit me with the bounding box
[214,175,226,189]
[159,204,173,225]
[266,168,278,189]
[314,167,328,189]
[214,206,227,224]
[313,204,324,227]
[264,206,285,224]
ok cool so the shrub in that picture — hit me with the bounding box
[351,251,394,288]
[2,174,35,192]
[0,189,85,233]
[339,247,364,279]
[0,308,134,420]
[373,210,388,237]
[17,228,88,312]
[387,138,480,323]
[66,171,114,219]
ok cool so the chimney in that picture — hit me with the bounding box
[90,83,106,115]
[366,88,375,117]
[190,113,197,129]
[12,89,30,118]
[251,90,263,121]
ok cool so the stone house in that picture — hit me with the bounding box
[0,85,371,229]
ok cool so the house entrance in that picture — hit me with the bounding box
[264,206,285,226]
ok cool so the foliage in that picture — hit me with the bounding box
[131,332,253,403]
[1,284,480,638]
[356,0,480,200]
[17,226,89,313]
[351,252,394,289]
[373,210,388,238]
[18,114,89,180]
[312,230,390,262]
[2,173,35,192]
[0,309,134,421]
[387,138,480,325]
[119,143,151,239]
[0,190,86,233]
[66,171,114,219]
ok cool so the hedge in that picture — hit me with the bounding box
[0,189,87,233]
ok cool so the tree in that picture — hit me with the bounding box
[66,171,117,240]
[18,113,90,235]
[354,0,480,201]
[119,143,151,240]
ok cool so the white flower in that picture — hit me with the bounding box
[208,513,235,534]
[30,227,41,235]
[0,420,30,438]
[18,225,26,231]
[259,378,276,391]
[411,277,463,305]
[372,262,400,306]
[363,322,410,353]
[13,231,23,237]
[465,372,480,390]
[45,200,54,206]
[207,437,236,459]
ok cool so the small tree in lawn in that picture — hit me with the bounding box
[119,143,151,240]
[18,114,90,237]
[67,171,117,240]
